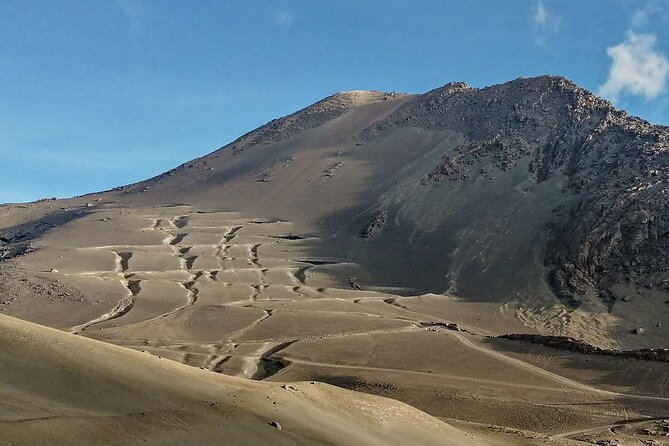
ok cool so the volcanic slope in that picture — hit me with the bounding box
[109,76,669,347]
[3,76,669,445]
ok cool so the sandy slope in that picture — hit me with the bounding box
[2,204,668,445]
[0,313,485,446]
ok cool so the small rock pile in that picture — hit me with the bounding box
[361,210,388,239]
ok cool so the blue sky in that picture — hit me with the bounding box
[2,1,669,203]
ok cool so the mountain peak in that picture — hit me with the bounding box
[324,90,410,107]
[437,81,472,94]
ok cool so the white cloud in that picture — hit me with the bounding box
[599,31,669,102]
[533,1,549,26]
[532,1,560,44]
[630,8,650,28]
[274,11,295,27]
[629,2,667,29]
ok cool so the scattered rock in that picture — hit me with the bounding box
[256,170,273,183]
[228,91,391,155]
[420,321,461,331]
[322,161,343,177]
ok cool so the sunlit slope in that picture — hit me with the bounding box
[0,313,484,446]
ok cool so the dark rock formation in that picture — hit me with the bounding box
[0,209,85,261]
[497,333,669,362]
[361,210,388,239]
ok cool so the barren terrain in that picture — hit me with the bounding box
[2,77,669,445]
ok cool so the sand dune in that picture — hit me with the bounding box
[0,313,485,446]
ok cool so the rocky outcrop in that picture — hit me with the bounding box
[497,333,669,362]
[0,208,85,261]
[360,75,669,306]
[361,210,388,239]
[0,242,32,261]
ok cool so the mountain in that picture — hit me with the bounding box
[2,75,669,445]
[116,76,669,314]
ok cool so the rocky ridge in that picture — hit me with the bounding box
[358,76,669,307]
[148,90,406,182]
[228,90,394,155]
[361,210,388,239]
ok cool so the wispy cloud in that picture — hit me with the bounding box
[629,2,667,29]
[532,1,560,45]
[630,8,651,29]
[598,31,669,102]
[114,0,149,68]
[273,11,295,27]
[533,1,549,27]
